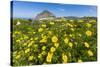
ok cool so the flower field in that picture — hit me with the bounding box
[11,18,97,66]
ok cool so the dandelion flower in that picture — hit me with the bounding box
[88,50,93,56]
[51,36,58,43]
[85,30,92,36]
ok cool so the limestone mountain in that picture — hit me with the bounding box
[35,10,56,20]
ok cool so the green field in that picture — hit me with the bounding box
[11,18,97,66]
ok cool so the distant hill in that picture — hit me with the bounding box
[35,10,56,20]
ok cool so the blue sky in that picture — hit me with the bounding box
[12,1,97,18]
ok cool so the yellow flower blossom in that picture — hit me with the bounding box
[23,43,27,46]
[54,43,59,48]
[41,24,46,27]
[28,56,34,61]
[88,50,93,56]
[40,38,47,43]
[42,46,46,50]
[23,35,29,39]
[86,23,92,28]
[70,28,75,31]
[28,41,34,47]
[38,28,43,32]
[25,48,30,53]
[70,20,74,22]
[85,30,92,36]
[46,52,53,62]
[15,55,21,59]
[48,31,52,35]
[84,42,89,48]
[51,36,58,43]
[64,37,69,44]
[68,42,73,48]
[41,51,46,55]
[16,39,20,43]
[50,22,55,25]
[30,38,33,40]
[50,47,56,52]
[62,53,68,63]
[34,37,38,40]
[33,32,36,34]
[78,20,84,23]
[78,59,83,63]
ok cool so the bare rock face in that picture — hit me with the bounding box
[35,10,55,20]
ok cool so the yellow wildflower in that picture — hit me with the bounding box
[51,36,58,43]
[68,52,71,57]
[62,53,68,63]
[28,41,33,47]
[86,23,92,28]
[38,54,42,59]
[50,22,55,25]
[23,43,27,46]
[68,42,73,48]
[64,37,69,44]
[23,35,29,39]
[50,47,56,52]
[16,39,20,43]
[78,59,83,63]
[70,20,74,22]
[41,24,46,27]
[28,56,34,61]
[30,38,33,40]
[25,48,30,53]
[84,42,89,48]
[38,28,43,32]
[34,37,38,40]
[85,30,92,36]
[78,20,84,23]
[15,55,21,59]
[40,38,47,43]
[46,52,53,62]
[88,50,93,56]
[70,28,75,31]
[41,51,46,55]
[54,43,59,48]
[48,31,52,35]
[33,32,36,34]
[42,46,46,50]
